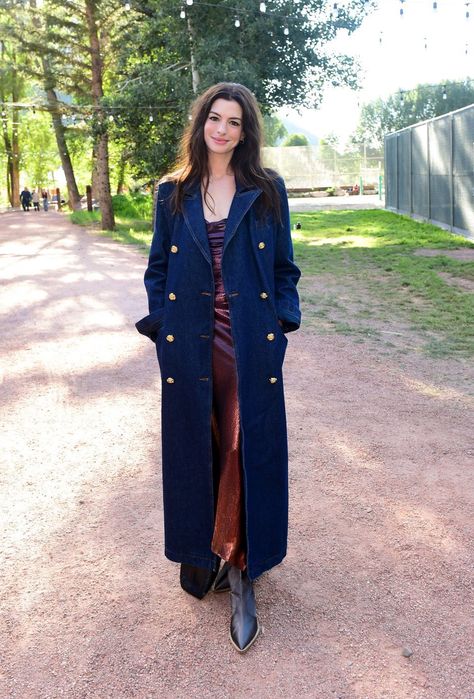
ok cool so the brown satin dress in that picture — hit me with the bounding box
[206,219,246,571]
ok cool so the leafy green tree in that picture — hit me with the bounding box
[110,0,374,177]
[0,37,27,207]
[353,78,474,148]
[282,133,309,147]
[262,114,288,146]
[21,108,61,188]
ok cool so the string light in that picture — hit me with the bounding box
[400,0,405,16]
[259,2,266,13]
[433,1,437,9]
[234,17,240,27]
[283,26,289,35]
[186,0,193,5]
[180,9,185,18]
[124,1,130,10]
[442,85,447,99]
[466,2,470,19]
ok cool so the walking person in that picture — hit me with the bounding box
[136,82,301,653]
[42,190,49,212]
[20,187,32,211]
[32,189,40,212]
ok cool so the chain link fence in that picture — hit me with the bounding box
[385,103,474,236]
[262,145,384,191]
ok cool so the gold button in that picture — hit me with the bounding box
[170,245,178,253]
[168,292,176,301]
[166,377,175,384]
[258,241,265,249]
[269,377,278,384]
[260,292,268,299]
[166,334,174,342]
[267,333,275,341]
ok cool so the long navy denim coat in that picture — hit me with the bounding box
[136,176,301,580]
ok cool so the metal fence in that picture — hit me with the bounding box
[385,103,474,236]
[262,145,383,190]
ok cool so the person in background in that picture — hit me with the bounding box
[42,190,49,212]
[20,187,32,211]
[32,189,40,212]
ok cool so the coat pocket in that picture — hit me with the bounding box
[135,308,164,342]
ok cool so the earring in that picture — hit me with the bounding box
[239,137,245,144]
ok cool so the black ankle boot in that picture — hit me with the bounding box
[228,566,260,652]
[213,561,231,593]
[180,563,219,600]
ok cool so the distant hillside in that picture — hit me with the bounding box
[278,117,319,145]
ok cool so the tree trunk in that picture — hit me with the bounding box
[47,89,82,211]
[187,17,200,94]
[85,0,115,230]
[29,0,82,211]
[1,49,21,207]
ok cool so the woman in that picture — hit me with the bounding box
[136,82,301,653]
[32,189,40,212]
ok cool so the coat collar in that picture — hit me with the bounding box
[182,179,262,263]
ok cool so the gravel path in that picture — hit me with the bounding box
[1,210,473,699]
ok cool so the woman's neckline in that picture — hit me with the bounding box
[205,218,227,224]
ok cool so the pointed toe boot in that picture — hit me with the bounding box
[228,566,260,652]
[213,561,231,593]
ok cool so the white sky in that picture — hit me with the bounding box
[280,0,474,144]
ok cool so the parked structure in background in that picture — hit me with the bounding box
[384,104,474,237]
[262,145,384,193]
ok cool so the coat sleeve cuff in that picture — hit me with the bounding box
[135,308,164,342]
[277,303,301,333]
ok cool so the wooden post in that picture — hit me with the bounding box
[56,187,61,210]
[86,184,93,212]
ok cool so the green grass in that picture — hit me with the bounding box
[69,194,153,251]
[71,202,474,358]
[292,210,474,358]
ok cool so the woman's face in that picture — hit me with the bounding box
[203,98,244,156]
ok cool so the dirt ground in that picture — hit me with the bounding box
[1,210,473,699]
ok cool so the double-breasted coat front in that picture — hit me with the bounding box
[136,176,301,580]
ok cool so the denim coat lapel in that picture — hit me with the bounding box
[182,187,212,265]
[223,183,262,255]
[182,181,262,263]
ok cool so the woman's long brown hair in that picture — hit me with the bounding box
[168,82,281,221]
